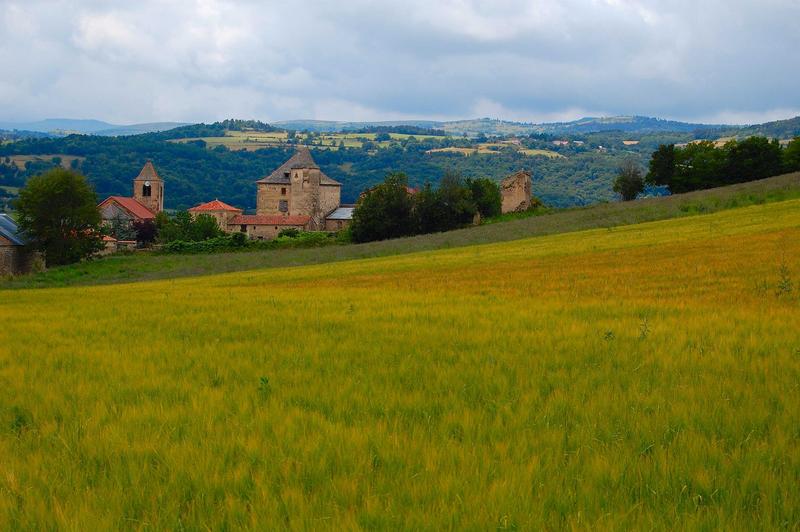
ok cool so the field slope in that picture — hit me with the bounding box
[1,199,799,528]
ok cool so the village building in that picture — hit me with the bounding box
[228,214,311,240]
[255,147,348,230]
[98,161,164,226]
[188,199,242,229]
[325,206,355,231]
[0,213,37,276]
[500,170,533,213]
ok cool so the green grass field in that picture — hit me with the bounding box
[1,191,799,528]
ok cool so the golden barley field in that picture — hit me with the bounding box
[1,200,799,529]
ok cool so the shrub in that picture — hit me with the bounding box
[278,228,300,238]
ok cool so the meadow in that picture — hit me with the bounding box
[1,197,799,529]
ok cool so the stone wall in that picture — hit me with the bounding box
[256,184,290,215]
[0,240,38,276]
[319,185,341,226]
[501,171,532,214]
[324,218,350,232]
[237,223,307,240]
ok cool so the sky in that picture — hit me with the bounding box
[0,0,798,125]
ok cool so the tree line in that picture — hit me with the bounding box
[349,172,503,243]
[646,136,800,194]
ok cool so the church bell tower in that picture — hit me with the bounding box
[132,160,164,214]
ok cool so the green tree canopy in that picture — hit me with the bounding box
[350,173,415,243]
[613,160,645,201]
[783,137,800,172]
[14,168,103,266]
[466,177,502,218]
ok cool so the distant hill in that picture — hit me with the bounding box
[697,116,800,140]
[275,116,726,137]
[0,119,189,136]
[274,119,442,133]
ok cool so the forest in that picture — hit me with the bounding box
[0,124,671,210]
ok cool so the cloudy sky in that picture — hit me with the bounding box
[1,0,798,125]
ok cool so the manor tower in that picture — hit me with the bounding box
[256,147,341,230]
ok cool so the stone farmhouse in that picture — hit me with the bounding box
[0,213,37,276]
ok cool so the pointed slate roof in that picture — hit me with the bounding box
[188,199,242,213]
[135,161,162,181]
[0,214,26,246]
[256,147,340,186]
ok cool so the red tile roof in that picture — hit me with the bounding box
[98,196,156,220]
[188,199,242,213]
[229,214,311,226]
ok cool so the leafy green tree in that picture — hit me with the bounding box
[188,213,222,241]
[156,211,221,243]
[133,219,157,245]
[646,144,675,188]
[14,168,103,265]
[466,177,501,218]
[412,183,445,234]
[613,160,645,201]
[722,136,782,184]
[435,171,477,230]
[350,172,415,243]
[672,141,726,192]
[782,137,800,172]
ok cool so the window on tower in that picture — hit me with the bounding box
[142,182,152,197]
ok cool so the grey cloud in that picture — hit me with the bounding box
[0,0,797,124]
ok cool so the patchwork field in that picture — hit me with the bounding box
[1,200,799,528]
[1,154,85,170]
[169,130,445,152]
[427,144,563,158]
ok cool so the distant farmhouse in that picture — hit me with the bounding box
[0,213,37,276]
